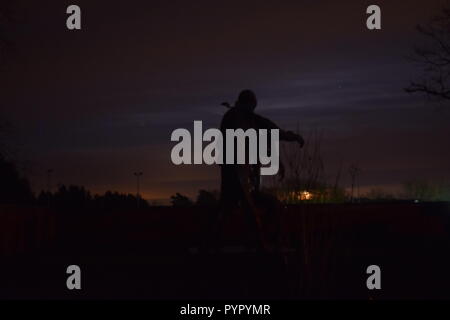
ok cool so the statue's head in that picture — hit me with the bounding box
[236,89,257,112]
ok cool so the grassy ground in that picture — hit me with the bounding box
[0,202,449,299]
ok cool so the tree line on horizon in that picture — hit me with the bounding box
[1,147,449,209]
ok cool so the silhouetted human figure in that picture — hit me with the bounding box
[216,89,304,250]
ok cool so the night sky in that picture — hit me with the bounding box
[1,0,450,202]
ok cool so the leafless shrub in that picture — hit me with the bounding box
[266,128,346,203]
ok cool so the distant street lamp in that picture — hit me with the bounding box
[47,169,53,193]
[134,172,143,209]
[47,169,53,207]
[349,164,361,203]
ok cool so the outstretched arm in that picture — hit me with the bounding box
[254,114,304,147]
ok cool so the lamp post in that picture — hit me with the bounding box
[47,169,53,192]
[349,164,360,203]
[47,169,53,207]
[134,172,143,209]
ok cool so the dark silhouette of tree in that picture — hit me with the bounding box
[170,193,193,207]
[0,155,34,204]
[37,185,90,209]
[406,7,450,102]
[0,4,32,205]
[37,185,150,209]
[37,190,51,205]
[53,185,92,209]
[94,190,149,210]
[195,189,218,207]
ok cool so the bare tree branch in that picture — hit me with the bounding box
[406,7,450,104]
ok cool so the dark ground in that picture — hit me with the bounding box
[0,202,449,299]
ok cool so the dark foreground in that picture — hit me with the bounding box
[0,202,449,299]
